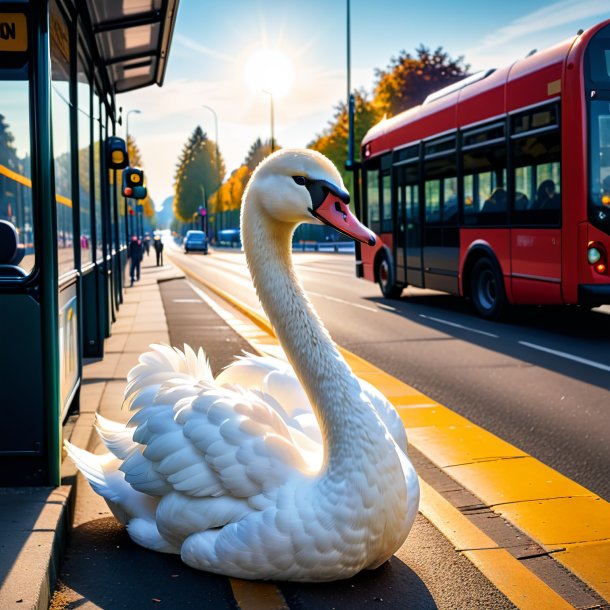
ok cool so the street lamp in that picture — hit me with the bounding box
[125,108,141,143]
[202,105,220,239]
[262,90,275,152]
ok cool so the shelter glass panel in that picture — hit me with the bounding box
[50,2,75,275]
[0,66,34,275]
[93,91,103,261]
[77,51,92,264]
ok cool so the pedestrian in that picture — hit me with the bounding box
[143,234,151,256]
[128,235,143,286]
[154,236,164,267]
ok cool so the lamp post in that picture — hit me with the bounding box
[262,90,275,152]
[202,104,220,240]
[125,109,141,237]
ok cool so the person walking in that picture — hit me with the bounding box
[154,236,164,267]
[128,235,143,286]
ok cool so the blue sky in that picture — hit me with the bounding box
[119,0,609,207]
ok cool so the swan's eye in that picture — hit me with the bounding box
[292,176,307,186]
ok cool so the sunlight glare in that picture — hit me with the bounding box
[245,49,294,98]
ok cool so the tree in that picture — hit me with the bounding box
[308,89,381,192]
[374,45,470,117]
[173,125,225,222]
[244,138,274,172]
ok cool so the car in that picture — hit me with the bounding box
[183,230,208,254]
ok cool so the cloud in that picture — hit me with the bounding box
[465,0,608,63]
[174,34,238,64]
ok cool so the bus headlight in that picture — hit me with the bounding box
[588,246,602,264]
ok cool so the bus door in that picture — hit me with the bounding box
[395,155,423,286]
[422,137,460,293]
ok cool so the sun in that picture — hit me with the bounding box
[244,48,294,99]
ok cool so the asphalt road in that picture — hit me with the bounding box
[168,244,610,502]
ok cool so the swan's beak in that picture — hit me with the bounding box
[307,180,376,246]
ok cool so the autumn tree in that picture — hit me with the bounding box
[174,125,225,222]
[244,138,274,172]
[374,45,470,117]
[308,89,381,192]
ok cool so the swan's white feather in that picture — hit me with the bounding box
[65,149,419,582]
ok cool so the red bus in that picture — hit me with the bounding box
[356,19,610,319]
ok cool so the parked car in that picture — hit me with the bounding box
[183,230,208,254]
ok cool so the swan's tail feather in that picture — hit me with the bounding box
[95,414,138,459]
[64,441,111,500]
[64,440,159,525]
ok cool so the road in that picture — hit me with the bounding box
[167,244,610,502]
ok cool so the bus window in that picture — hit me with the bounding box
[462,143,507,226]
[50,1,75,276]
[381,173,392,232]
[511,108,561,226]
[0,69,34,276]
[589,100,610,234]
[425,180,441,223]
[365,167,380,234]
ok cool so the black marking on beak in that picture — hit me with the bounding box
[305,179,350,212]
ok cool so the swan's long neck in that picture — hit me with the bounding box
[242,202,382,471]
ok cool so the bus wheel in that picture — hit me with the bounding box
[378,255,403,299]
[471,258,506,319]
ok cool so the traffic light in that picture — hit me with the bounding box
[106,136,129,169]
[122,167,147,199]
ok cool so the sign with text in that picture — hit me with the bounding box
[0,14,27,52]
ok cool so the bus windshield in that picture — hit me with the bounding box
[589,99,610,235]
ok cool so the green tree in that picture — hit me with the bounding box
[174,125,225,222]
[374,45,470,117]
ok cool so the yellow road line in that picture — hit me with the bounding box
[169,252,610,603]
[419,479,573,609]
[229,579,289,610]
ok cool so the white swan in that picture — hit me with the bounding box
[65,149,419,582]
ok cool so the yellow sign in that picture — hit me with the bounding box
[131,174,141,183]
[0,14,27,52]
[111,150,125,164]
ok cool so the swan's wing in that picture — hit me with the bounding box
[105,347,320,505]
[120,383,314,504]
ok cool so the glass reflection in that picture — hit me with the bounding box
[0,80,33,275]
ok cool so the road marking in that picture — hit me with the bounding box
[419,314,499,338]
[229,578,289,610]
[377,303,397,312]
[419,479,572,610]
[519,340,610,372]
[172,298,203,303]
[308,290,378,312]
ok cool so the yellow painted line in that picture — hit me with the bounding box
[169,253,610,602]
[0,162,72,207]
[419,478,573,609]
[229,579,289,610]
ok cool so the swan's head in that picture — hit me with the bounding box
[245,148,376,246]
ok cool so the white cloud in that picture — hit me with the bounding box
[465,0,609,68]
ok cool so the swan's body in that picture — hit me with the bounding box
[66,149,419,581]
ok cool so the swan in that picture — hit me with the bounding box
[65,148,419,582]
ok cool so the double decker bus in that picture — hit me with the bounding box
[357,19,610,319]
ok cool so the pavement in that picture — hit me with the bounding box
[0,255,608,610]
